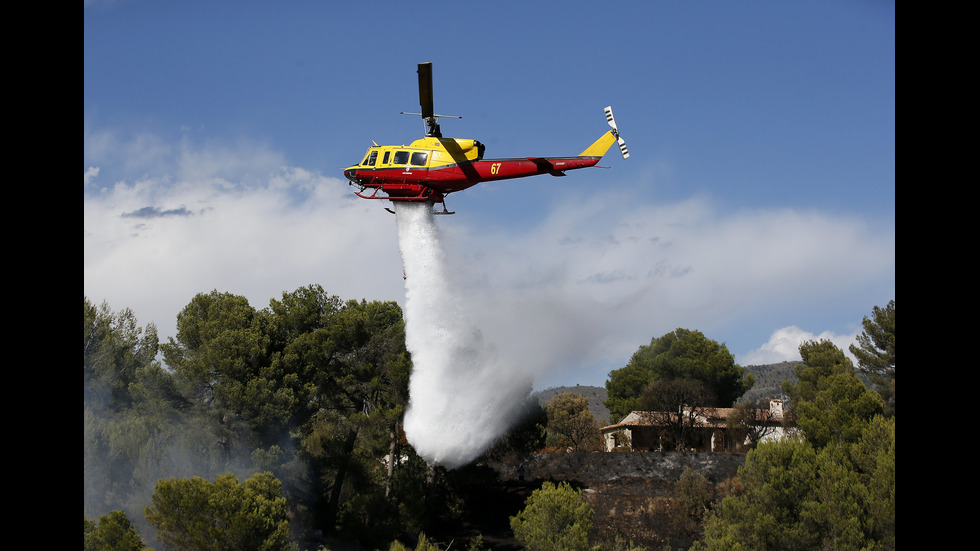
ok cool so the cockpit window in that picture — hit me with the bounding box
[393,151,409,165]
[366,151,378,166]
[382,151,390,164]
[411,152,428,166]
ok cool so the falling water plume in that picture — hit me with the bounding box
[395,202,532,468]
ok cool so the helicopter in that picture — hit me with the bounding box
[343,62,629,214]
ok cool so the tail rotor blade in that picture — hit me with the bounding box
[617,137,630,159]
[604,106,618,131]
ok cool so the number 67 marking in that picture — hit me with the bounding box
[490,162,502,175]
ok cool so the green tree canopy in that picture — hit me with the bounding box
[545,392,602,451]
[84,510,151,551]
[697,338,895,550]
[849,300,895,415]
[272,290,411,537]
[145,471,290,551]
[699,437,821,550]
[780,339,884,449]
[85,297,160,411]
[605,328,753,422]
[796,368,884,450]
[86,287,416,545]
[698,426,894,551]
[780,339,854,409]
[674,468,715,534]
[509,481,594,551]
[85,297,188,527]
[161,290,271,418]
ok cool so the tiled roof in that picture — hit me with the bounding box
[600,406,778,432]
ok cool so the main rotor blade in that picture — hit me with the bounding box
[418,62,434,119]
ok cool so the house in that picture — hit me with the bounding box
[599,399,797,453]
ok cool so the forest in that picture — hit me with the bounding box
[84,287,894,550]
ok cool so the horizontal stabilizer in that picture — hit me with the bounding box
[528,156,568,176]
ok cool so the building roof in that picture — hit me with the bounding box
[600,401,783,432]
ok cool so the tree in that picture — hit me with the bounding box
[545,393,602,451]
[696,338,894,550]
[795,369,883,450]
[145,471,290,551]
[780,339,854,415]
[674,468,714,534]
[84,510,151,551]
[85,297,161,412]
[284,295,411,537]
[849,300,895,416]
[161,291,277,433]
[720,397,783,452]
[637,378,713,451]
[699,437,821,550]
[799,448,874,551]
[605,328,753,422]
[84,298,186,527]
[84,287,418,548]
[698,431,892,551]
[782,339,883,450]
[850,415,896,548]
[509,481,595,551]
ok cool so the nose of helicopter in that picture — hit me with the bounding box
[344,169,358,183]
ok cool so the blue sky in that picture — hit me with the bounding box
[84,1,894,390]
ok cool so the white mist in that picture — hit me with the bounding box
[395,202,532,468]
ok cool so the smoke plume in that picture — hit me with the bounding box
[395,203,532,468]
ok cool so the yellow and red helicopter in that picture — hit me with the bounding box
[343,62,629,214]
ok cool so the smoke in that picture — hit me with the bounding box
[395,203,533,468]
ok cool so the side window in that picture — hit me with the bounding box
[382,151,390,164]
[393,151,409,165]
[367,151,378,166]
[410,152,428,166]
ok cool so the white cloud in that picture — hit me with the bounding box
[83,166,100,186]
[435,191,891,385]
[83,144,405,345]
[740,325,860,366]
[84,130,893,390]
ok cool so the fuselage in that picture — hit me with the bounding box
[344,132,616,202]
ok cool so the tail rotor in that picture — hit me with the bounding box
[604,106,630,159]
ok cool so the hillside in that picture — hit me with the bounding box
[740,361,798,403]
[438,451,748,550]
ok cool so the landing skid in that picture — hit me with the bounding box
[434,199,455,215]
[384,200,454,216]
[353,183,455,215]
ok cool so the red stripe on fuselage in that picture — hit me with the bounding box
[350,156,601,195]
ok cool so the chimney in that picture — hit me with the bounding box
[769,399,783,420]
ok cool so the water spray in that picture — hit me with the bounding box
[395,202,532,468]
